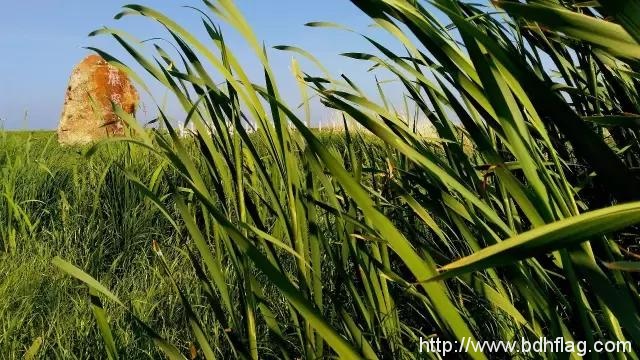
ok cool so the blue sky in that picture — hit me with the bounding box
[0,1,403,130]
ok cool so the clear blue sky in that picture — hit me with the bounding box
[0,0,404,130]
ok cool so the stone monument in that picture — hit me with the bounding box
[57,54,139,145]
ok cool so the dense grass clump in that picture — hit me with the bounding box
[0,132,192,357]
[4,0,640,359]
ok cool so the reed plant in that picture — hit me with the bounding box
[5,0,640,359]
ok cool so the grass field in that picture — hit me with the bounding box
[0,131,187,357]
[4,1,640,359]
[0,130,387,358]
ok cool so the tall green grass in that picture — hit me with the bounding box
[0,133,198,358]
[4,0,640,358]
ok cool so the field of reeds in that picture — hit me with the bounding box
[3,0,640,359]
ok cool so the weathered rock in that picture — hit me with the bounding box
[57,54,139,145]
